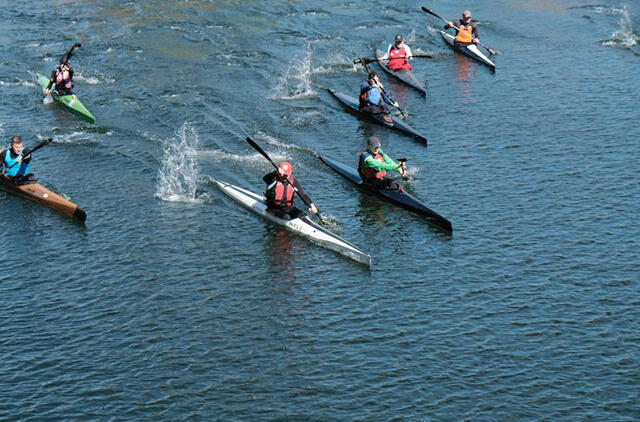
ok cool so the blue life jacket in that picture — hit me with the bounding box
[3,148,30,177]
[367,87,382,105]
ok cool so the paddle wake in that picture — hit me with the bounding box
[155,123,202,203]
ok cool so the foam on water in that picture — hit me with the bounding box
[155,123,202,203]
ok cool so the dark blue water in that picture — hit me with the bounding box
[1,1,638,420]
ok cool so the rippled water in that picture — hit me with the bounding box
[0,1,638,420]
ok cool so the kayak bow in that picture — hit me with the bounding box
[319,156,452,233]
[327,88,427,145]
[37,73,96,123]
[215,180,372,266]
[376,49,427,95]
[0,175,86,222]
[440,31,496,70]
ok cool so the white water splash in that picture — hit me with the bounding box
[155,123,201,203]
[270,45,316,100]
[594,6,639,48]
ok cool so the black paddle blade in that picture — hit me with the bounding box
[246,137,278,170]
[421,6,444,22]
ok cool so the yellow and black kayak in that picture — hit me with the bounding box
[37,73,95,123]
[0,175,86,222]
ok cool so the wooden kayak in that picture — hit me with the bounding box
[327,88,427,145]
[440,31,496,70]
[375,49,427,95]
[0,175,87,222]
[37,73,96,123]
[319,155,452,233]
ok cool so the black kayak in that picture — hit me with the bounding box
[327,88,427,145]
[319,155,452,233]
[376,49,427,95]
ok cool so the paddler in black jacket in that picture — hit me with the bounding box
[445,10,480,45]
[263,161,318,220]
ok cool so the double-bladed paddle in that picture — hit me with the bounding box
[421,6,502,55]
[354,58,409,118]
[1,138,52,177]
[245,136,326,225]
[361,54,433,65]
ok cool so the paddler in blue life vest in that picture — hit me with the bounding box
[1,136,34,184]
[445,10,480,46]
[263,161,318,220]
[358,136,407,190]
[379,34,413,71]
[358,71,399,115]
[44,58,74,96]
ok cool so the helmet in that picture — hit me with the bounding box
[279,161,292,177]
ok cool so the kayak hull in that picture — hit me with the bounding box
[376,49,427,95]
[440,31,496,70]
[215,180,371,266]
[0,176,86,222]
[327,88,427,145]
[37,73,96,123]
[319,156,452,233]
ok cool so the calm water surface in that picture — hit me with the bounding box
[0,0,638,420]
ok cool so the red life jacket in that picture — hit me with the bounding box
[273,176,295,207]
[387,45,412,70]
[455,25,473,43]
[55,67,73,90]
[358,151,386,180]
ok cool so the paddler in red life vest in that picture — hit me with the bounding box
[358,136,407,190]
[44,58,74,96]
[380,34,413,70]
[445,10,479,45]
[1,136,34,184]
[263,161,318,220]
[358,71,399,115]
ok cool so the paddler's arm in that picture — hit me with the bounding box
[45,69,56,93]
[363,150,399,172]
[292,178,318,215]
[404,44,413,59]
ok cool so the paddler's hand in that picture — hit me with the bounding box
[392,101,400,108]
[22,148,31,159]
[44,89,50,95]
[473,39,480,44]
[309,204,318,215]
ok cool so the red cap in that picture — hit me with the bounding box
[279,161,292,177]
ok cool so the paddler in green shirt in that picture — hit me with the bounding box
[358,136,407,190]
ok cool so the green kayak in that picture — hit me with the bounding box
[37,73,95,123]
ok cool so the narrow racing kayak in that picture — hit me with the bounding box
[376,49,427,95]
[37,73,96,123]
[0,175,87,222]
[319,156,452,233]
[440,31,496,70]
[327,88,427,145]
[215,180,371,266]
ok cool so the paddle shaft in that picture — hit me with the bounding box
[421,6,501,55]
[61,43,82,66]
[1,138,52,176]
[245,137,325,224]
[365,54,433,64]
[357,59,408,118]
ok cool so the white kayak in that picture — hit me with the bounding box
[215,180,371,266]
[440,31,496,70]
